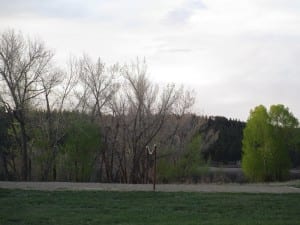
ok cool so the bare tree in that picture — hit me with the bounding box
[33,56,79,181]
[111,59,195,183]
[0,30,53,180]
[75,55,119,118]
[71,55,121,181]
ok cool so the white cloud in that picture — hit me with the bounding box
[163,0,207,25]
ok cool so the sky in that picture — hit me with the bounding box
[0,0,299,121]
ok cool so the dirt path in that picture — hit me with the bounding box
[1,181,300,193]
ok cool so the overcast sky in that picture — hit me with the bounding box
[0,0,299,121]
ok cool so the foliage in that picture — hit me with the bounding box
[1,189,300,225]
[0,108,11,152]
[178,134,206,177]
[0,107,13,179]
[59,113,102,181]
[158,134,207,182]
[242,104,299,182]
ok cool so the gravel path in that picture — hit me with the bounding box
[1,181,300,193]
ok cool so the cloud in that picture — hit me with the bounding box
[163,0,207,25]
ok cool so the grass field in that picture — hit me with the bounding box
[1,189,300,225]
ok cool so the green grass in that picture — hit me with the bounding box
[1,189,300,225]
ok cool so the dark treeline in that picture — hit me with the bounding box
[200,116,245,164]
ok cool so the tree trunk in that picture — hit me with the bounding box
[1,153,9,180]
[130,154,141,184]
[20,123,28,181]
[53,162,57,181]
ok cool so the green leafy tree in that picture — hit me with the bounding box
[179,134,204,177]
[242,104,299,182]
[158,134,206,182]
[59,114,102,182]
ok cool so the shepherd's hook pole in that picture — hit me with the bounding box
[153,144,157,191]
[146,144,157,191]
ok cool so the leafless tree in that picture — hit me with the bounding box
[0,30,53,180]
[110,59,195,183]
[70,55,121,181]
[31,56,80,181]
[75,55,120,118]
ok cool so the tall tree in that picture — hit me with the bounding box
[111,59,195,183]
[242,104,299,181]
[37,56,80,181]
[74,55,120,181]
[0,30,53,180]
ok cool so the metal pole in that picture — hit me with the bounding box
[153,145,157,191]
[146,145,157,191]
